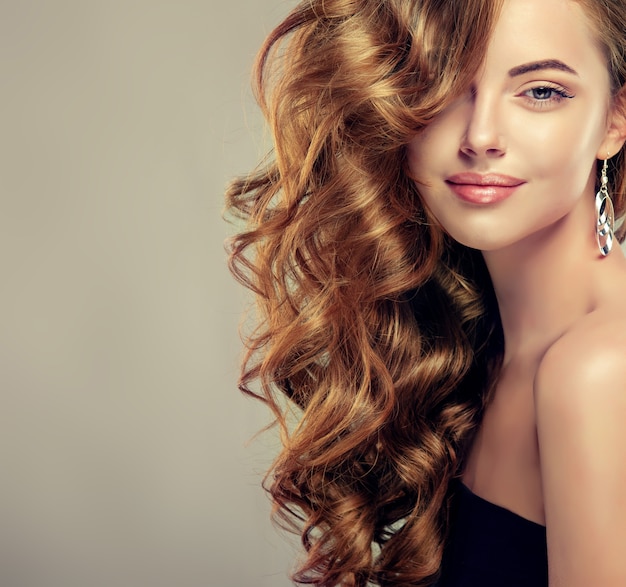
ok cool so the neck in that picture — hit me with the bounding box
[482,191,612,364]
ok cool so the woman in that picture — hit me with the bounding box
[226,0,626,585]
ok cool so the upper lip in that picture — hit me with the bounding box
[446,172,525,187]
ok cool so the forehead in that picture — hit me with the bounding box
[485,0,606,79]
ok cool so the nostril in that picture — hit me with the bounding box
[460,137,506,158]
[461,146,477,158]
[486,147,506,157]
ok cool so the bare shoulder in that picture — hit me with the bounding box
[535,305,626,408]
[534,305,626,585]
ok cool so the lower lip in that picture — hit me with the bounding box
[446,183,522,204]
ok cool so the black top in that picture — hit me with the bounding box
[435,481,548,587]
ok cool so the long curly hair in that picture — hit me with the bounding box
[225,0,626,585]
[578,0,626,218]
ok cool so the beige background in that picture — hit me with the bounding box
[1,1,296,586]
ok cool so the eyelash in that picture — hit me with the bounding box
[521,84,575,108]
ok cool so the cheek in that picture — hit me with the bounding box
[405,139,423,180]
[511,108,605,189]
[406,110,463,176]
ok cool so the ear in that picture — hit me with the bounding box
[597,86,626,158]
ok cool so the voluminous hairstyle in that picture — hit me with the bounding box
[575,0,626,222]
[225,0,626,585]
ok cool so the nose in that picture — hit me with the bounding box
[460,89,506,159]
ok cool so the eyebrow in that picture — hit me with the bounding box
[508,59,579,77]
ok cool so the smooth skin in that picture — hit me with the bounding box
[407,0,626,585]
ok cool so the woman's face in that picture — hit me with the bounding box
[406,0,624,251]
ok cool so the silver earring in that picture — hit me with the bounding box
[595,158,615,256]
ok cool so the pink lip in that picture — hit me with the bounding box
[446,173,526,204]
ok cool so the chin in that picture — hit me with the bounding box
[444,230,514,252]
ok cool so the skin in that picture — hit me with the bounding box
[407,0,626,585]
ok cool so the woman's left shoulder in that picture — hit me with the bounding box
[534,307,626,585]
[535,305,626,409]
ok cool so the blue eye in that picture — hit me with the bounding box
[530,87,556,100]
[524,85,574,103]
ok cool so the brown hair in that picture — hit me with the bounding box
[225,0,626,585]
[574,0,626,236]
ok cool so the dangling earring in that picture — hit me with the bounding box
[595,157,615,256]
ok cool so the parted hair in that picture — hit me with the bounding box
[225,0,626,585]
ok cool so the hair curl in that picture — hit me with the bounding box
[225,0,626,585]
[574,0,626,227]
